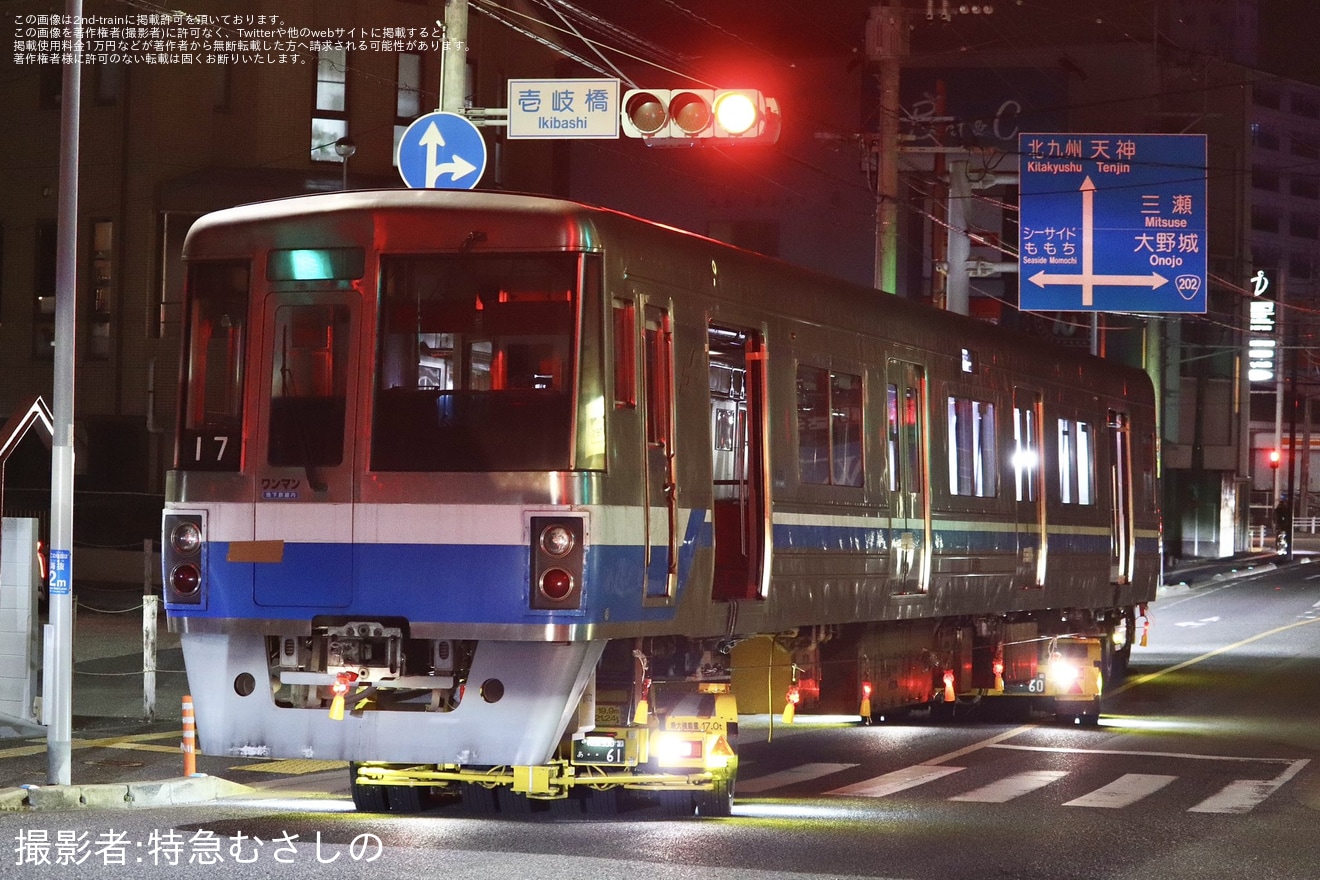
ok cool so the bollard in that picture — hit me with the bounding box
[181,695,196,777]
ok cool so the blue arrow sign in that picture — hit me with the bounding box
[1018,133,1207,313]
[396,111,487,190]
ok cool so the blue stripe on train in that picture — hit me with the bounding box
[170,518,1153,623]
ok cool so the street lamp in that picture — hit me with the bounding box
[334,136,356,190]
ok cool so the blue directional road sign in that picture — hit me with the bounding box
[396,111,487,190]
[1018,133,1207,313]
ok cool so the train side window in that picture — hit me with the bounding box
[797,366,862,487]
[798,366,829,484]
[1056,418,1094,505]
[947,395,996,497]
[180,260,249,470]
[1058,419,1074,503]
[886,384,899,492]
[1012,402,1039,502]
[643,307,672,446]
[613,298,636,408]
[1077,421,1094,505]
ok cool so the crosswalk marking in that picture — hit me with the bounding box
[764,754,1310,814]
[1063,773,1176,808]
[737,762,857,794]
[949,770,1068,803]
[828,764,964,798]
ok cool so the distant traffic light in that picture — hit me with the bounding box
[621,88,781,145]
[1269,449,1281,469]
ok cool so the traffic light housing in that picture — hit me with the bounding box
[1269,449,1281,470]
[621,88,781,145]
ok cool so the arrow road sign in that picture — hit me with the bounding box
[396,111,487,190]
[1018,133,1206,313]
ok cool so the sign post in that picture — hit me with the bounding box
[1018,133,1207,314]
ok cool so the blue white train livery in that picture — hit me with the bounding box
[163,190,1159,816]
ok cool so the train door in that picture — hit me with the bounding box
[642,304,677,601]
[251,291,359,607]
[887,360,930,593]
[1109,409,1135,584]
[709,323,771,601]
[1013,388,1046,588]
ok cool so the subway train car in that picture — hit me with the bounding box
[162,189,1159,816]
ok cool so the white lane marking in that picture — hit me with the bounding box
[949,770,1068,803]
[739,763,858,794]
[828,765,964,798]
[1188,759,1311,814]
[1063,773,1177,808]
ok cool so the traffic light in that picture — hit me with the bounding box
[621,88,781,145]
[1269,449,1281,470]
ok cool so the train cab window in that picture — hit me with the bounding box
[373,253,581,471]
[797,366,863,487]
[947,395,996,497]
[268,303,350,467]
[179,260,249,470]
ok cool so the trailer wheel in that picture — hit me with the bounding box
[693,777,734,817]
[459,782,499,816]
[657,789,695,817]
[348,763,389,812]
[386,783,437,813]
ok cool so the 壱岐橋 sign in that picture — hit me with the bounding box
[507,78,620,139]
[1018,133,1207,313]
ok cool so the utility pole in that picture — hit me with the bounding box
[47,0,83,786]
[441,0,469,112]
[866,2,906,294]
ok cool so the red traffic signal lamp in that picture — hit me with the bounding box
[1268,449,1281,469]
[621,88,781,145]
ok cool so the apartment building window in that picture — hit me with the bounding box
[33,221,56,359]
[1290,134,1319,161]
[393,52,423,167]
[1291,177,1320,200]
[1293,93,1319,119]
[1290,214,1320,239]
[1253,125,1280,151]
[213,60,233,111]
[1251,208,1279,234]
[311,48,348,162]
[88,220,113,360]
[1252,166,1279,191]
[1289,254,1315,280]
[1254,86,1281,109]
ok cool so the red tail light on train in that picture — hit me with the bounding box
[529,515,585,610]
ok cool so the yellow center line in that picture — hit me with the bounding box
[1109,615,1320,698]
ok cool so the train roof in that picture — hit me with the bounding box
[184,189,1153,404]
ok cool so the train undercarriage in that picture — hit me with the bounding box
[257,604,1140,815]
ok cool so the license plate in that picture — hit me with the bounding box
[572,739,626,765]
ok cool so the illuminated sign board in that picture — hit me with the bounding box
[1248,269,1278,384]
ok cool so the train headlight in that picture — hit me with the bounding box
[170,521,202,555]
[539,524,575,558]
[170,563,201,597]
